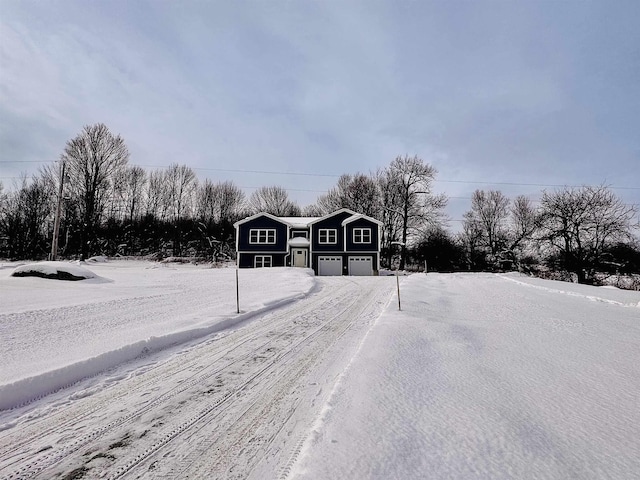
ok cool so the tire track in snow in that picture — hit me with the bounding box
[1,278,393,479]
[122,278,390,479]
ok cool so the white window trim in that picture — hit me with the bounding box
[318,228,337,244]
[254,255,272,268]
[249,228,276,244]
[353,227,372,244]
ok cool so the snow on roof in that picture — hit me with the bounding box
[277,217,321,228]
[288,237,311,247]
[307,208,359,225]
[236,210,373,229]
[233,211,283,227]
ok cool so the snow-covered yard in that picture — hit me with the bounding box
[0,260,314,408]
[292,273,640,479]
[1,262,639,479]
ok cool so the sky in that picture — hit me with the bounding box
[1,0,639,228]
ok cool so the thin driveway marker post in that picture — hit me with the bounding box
[236,267,240,314]
[391,241,405,311]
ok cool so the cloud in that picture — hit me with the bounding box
[0,0,638,220]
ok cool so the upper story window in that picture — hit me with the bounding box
[353,227,372,244]
[249,229,276,244]
[291,230,308,238]
[318,229,337,244]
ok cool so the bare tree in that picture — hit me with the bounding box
[508,195,540,256]
[164,164,197,256]
[196,180,245,226]
[380,155,447,270]
[112,166,147,223]
[302,203,324,216]
[195,180,245,258]
[215,181,245,224]
[145,170,169,221]
[0,176,54,259]
[316,173,381,218]
[377,167,403,267]
[462,190,510,257]
[458,216,486,270]
[196,179,219,225]
[61,123,129,259]
[248,186,301,216]
[165,164,197,223]
[413,226,464,272]
[540,185,637,284]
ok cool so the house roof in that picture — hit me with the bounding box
[233,211,286,228]
[234,209,381,230]
[307,208,358,226]
[341,213,383,227]
[277,217,321,228]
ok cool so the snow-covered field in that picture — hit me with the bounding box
[1,262,639,479]
[293,273,640,479]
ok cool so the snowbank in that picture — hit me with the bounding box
[10,261,98,281]
[0,263,316,410]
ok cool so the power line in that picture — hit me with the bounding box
[436,179,640,191]
[0,160,48,163]
[2,162,639,191]
[240,186,326,193]
[190,166,340,178]
[1,176,635,207]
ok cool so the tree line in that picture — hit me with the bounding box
[1,123,638,286]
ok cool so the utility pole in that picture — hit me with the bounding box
[50,161,65,261]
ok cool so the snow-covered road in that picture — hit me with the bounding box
[0,274,396,479]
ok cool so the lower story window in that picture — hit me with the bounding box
[255,255,272,268]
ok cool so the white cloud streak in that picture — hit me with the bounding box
[1,0,638,217]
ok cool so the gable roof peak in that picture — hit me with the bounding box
[330,207,358,216]
[341,212,383,226]
[233,211,288,228]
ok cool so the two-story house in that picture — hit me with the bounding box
[234,208,381,275]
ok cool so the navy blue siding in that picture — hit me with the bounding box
[345,218,379,252]
[237,216,288,252]
[311,211,352,252]
[238,253,287,268]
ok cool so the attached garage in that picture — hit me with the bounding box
[318,256,343,276]
[348,256,373,276]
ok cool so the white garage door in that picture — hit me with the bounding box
[318,256,343,276]
[348,256,373,276]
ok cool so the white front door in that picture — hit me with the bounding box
[293,249,307,267]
